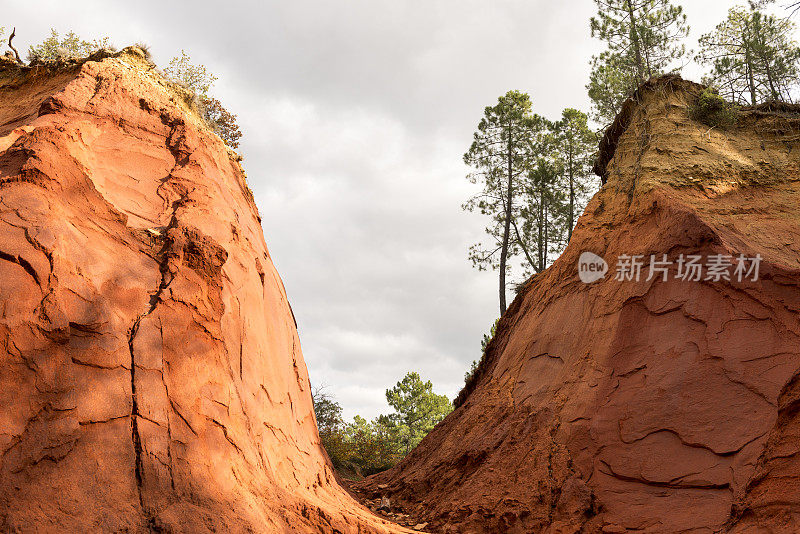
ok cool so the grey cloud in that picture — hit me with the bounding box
[5,0,761,420]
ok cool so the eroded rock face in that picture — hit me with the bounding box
[0,49,403,533]
[361,77,800,533]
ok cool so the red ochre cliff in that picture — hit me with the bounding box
[360,77,800,533]
[0,48,407,533]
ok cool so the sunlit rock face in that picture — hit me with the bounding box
[360,77,800,533]
[0,49,404,534]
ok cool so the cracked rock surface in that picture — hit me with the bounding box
[359,77,800,533]
[0,49,406,533]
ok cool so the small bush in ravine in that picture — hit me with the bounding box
[312,373,452,479]
[689,87,739,128]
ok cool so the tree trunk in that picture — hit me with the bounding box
[746,59,757,105]
[626,0,645,83]
[543,200,549,271]
[765,62,778,101]
[744,19,758,105]
[643,40,653,78]
[753,16,779,101]
[538,179,545,272]
[499,125,513,315]
[568,148,575,242]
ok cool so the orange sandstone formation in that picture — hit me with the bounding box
[361,77,800,533]
[0,48,405,533]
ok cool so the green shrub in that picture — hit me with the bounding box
[164,50,217,99]
[689,87,739,128]
[28,29,114,62]
[312,373,451,477]
[164,50,242,148]
[316,415,402,477]
[199,97,242,149]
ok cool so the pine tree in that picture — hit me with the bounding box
[552,109,597,242]
[465,101,598,300]
[385,372,452,455]
[463,91,539,314]
[515,114,596,276]
[697,2,800,105]
[588,0,689,124]
[521,148,568,275]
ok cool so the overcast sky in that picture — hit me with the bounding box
[6,0,790,419]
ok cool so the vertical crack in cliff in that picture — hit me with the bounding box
[239,316,244,381]
[127,115,191,521]
[128,318,146,512]
[159,317,176,491]
[128,190,186,511]
[127,238,175,516]
[20,226,57,322]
